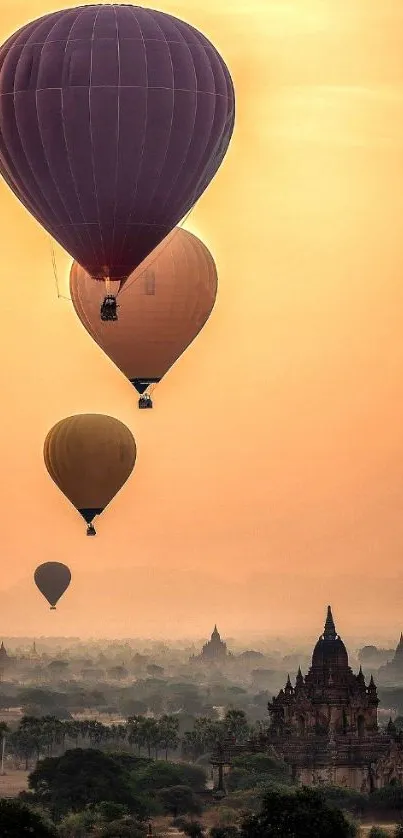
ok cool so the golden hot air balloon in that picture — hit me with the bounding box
[70,228,218,408]
[44,415,136,535]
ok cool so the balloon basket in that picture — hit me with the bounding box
[138,395,153,410]
[86,524,97,536]
[100,295,118,321]
[50,606,56,610]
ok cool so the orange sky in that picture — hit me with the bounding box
[1,0,403,641]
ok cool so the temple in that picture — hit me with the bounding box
[0,641,11,680]
[212,607,403,793]
[377,633,403,684]
[191,626,231,663]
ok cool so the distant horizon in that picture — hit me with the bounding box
[0,627,400,652]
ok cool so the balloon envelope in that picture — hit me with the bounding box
[70,228,218,394]
[34,561,71,609]
[44,414,136,531]
[0,5,235,284]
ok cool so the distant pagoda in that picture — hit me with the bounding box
[0,641,11,680]
[0,642,9,663]
[191,626,231,662]
[30,641,39,659]
[377,633,403,684]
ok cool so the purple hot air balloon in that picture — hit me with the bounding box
[0,4,234,318]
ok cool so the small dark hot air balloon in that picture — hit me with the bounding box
[0,5,235,317]
[70,228,218,407]
[34,562,71,610]
[44,414,136,534]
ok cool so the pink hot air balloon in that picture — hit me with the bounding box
[0,5,235,319]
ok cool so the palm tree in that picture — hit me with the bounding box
[0,722,9,775]
[139,717,159,758]
[158,715,180,760]
[127,715,146,754]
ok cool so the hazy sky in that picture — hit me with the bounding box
[1,0,403,640]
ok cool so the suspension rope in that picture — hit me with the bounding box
[49,236,71,301]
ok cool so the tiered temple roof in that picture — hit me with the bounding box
[192,625,230,662]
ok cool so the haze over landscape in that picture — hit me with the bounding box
[1,0,403,639]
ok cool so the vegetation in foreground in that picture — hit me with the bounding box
[0,784,362,837]
[1,705,403,835]
[1,741,403,836]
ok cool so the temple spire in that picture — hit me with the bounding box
[357,666,365,687]
[396,633,403,657]
[323,605,336,639]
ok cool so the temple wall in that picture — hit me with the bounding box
[212,761,372,793]
[212,752,403,795]
[297,763,368,792]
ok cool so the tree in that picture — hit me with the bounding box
[226,753,292,792]
[132,760,206,794]
[224,709,250,743]
[57,809,95,837]
[240,785,357,838]
[11,715,66,762]
[0,798,56,837]
[370,781,403,812]
[0,720,9,737]
[93,819,146,838]
[58,805,147,838]
[158,715,180,760]
[127,716,160,758]
[127,715,145,754]
[167,683,205,716]
[157,785,202,816]
[182,717,226,761]
[47,660,70,677]
[86,719,110,746]
[107,665,128,680]
[94,802,130,822]
[17,688,62,715]
[182,729,205,762]
[140,718,160,758]
[27,748,150,819]
[180,820,204,838]
[9,728,39,769]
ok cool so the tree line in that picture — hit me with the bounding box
[0,707,251,769]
